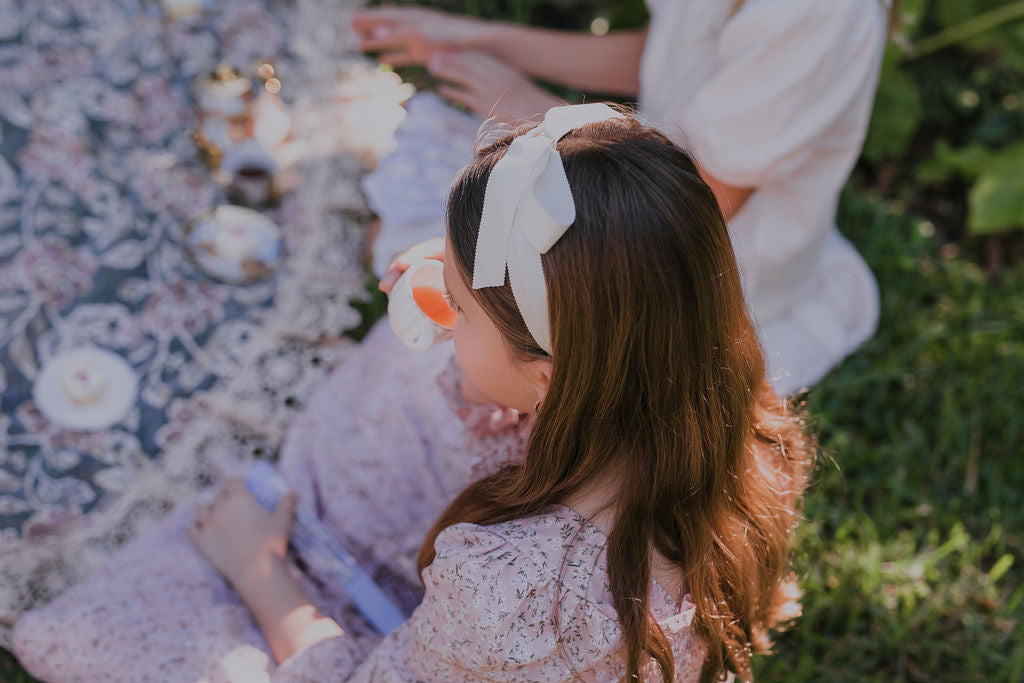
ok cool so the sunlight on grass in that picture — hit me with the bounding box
[754,191,1024,682]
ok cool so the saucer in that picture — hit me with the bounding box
[184,205,284,284]
[34,348,138,431]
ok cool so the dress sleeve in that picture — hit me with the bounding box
[271,635,364,683]
[680,0,886,186]
[342,522,564,682]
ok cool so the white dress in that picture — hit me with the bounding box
[364,0,889,395]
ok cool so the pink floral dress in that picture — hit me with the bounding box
[12,323,707,681]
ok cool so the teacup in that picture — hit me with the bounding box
[388,258,455,351]
[221,141,278,207]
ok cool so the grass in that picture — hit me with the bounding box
[1,645,38,683]
[753,190,1024,682]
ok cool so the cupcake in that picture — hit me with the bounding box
[59,359,107,407]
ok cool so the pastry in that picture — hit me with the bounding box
[59,359,107,406]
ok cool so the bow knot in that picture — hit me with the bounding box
[472,104,623,353]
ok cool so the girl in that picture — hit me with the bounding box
[14,106,811,681]
[357,0,895,395]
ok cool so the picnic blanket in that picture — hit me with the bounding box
[0,0,410,646]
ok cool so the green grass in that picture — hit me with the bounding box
[1,645,39,683]
[753,191,1024,682]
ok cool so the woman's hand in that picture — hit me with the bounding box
[187,479,297,592]
[351,6,490,67]
[379,236,445,296]
[353,7,647,97]
[427,51,564,123]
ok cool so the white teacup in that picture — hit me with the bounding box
[388,258,455,351]
[221,141,277,206]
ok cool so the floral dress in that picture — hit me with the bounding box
[13,322,706,681]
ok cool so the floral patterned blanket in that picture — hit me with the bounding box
[0,0,407,646]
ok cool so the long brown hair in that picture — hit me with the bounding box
[417,115,813,682]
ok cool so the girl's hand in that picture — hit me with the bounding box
[187,479,297,592]
[351,7,490,67]
[427,51,564,123]
[379,236,445,296]
[190,481,344,665]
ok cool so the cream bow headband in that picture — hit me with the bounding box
[472,103,624,354]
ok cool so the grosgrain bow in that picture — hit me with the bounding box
[472,103,624,354]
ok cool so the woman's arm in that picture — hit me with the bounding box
[352,7,647,96]
[700,168,755,222]
[475,24,648,96]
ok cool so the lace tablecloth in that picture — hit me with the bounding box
[0,0,409,644]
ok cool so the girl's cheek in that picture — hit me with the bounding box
[451,316,466,356]
[451,320,473,376]
[453,323,480,376]
[452,322,496,400]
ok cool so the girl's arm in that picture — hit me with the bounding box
[187,480,344,665]
[234,554,345,665]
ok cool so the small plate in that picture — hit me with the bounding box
[184,205,285,284]
[34,348,138,431]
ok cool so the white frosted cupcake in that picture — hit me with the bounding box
[34,348,138,431]
[59,359,107,406]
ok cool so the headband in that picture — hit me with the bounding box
[472,103,624,354]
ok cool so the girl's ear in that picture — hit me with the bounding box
[523,358,553,410]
